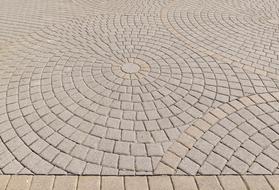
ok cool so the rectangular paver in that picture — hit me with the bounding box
[0,175,10,190]
[30,176,55,190]
[195,176,222,190]
[77,176,100,190]
[6,176,32,190]
[148,176,173,190]
[101,177,124,190]
[125,176,149,190]
[219,176,247,190]
[171,176,198,190]
[242,176,272,190]
[52,176,77,190]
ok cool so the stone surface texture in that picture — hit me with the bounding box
[0,0,279,176]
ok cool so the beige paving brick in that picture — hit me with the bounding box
[30,176,55,190]
[77,176,100,190]
[149,176,173,190]
[102,177,124,190]
[6,176,32,190]
[219,176,247,190]
[195,176,222,190]
[53,176,78,190]
[125,176,148,190]
[266,175,279,190]
[243,176,272,190]
[171,176,198,190]
[0,175,10,190]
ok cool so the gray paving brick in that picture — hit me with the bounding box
[119,155,135,171]
[136,157,153,172]
[102,153,119,168]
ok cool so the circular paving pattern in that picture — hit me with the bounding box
[156,92,279,175]
[0,14,278,175]
[72,0,172,15]
[1,0,279,176]
[162,0,279,79]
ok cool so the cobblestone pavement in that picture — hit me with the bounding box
[1,175,279,190]
[0,0,279,176]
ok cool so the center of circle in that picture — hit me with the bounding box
[121,63,140,73]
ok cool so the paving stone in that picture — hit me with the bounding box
[178,157,200,175]
[85,149,103,164]
[53,176,78,190]
[66,158,86,174]
[102,153,119,168]
[195,176,222,190]
[172,176,198,190]
[131,143,147,156]
[149,176,173,190]
[77,176,100,190]
[119,155,135,170]
[136,157,153,172]
[83,163,102,175]
[219,176,247,190]
[30,176,55,190]
[114,141,130,155]
[266,175,279,190]
[243,176,272,190]
[125,176,148,190]
[1,0,279,176]
[102,177,124,190]
[6,176,32,190]
[0,175,10,190]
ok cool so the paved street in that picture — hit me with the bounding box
[0,0,279,179]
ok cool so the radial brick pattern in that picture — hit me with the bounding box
[0,0,279,175]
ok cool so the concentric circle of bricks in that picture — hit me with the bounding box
[155,92,279,175]
[1,0,279,176]
[210,0,279,17]
[0,0,96,45]
[161,0,279,79]
[72,0,172,15]
[1,14,279,175]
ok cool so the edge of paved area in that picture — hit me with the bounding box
[1,175,279,190]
